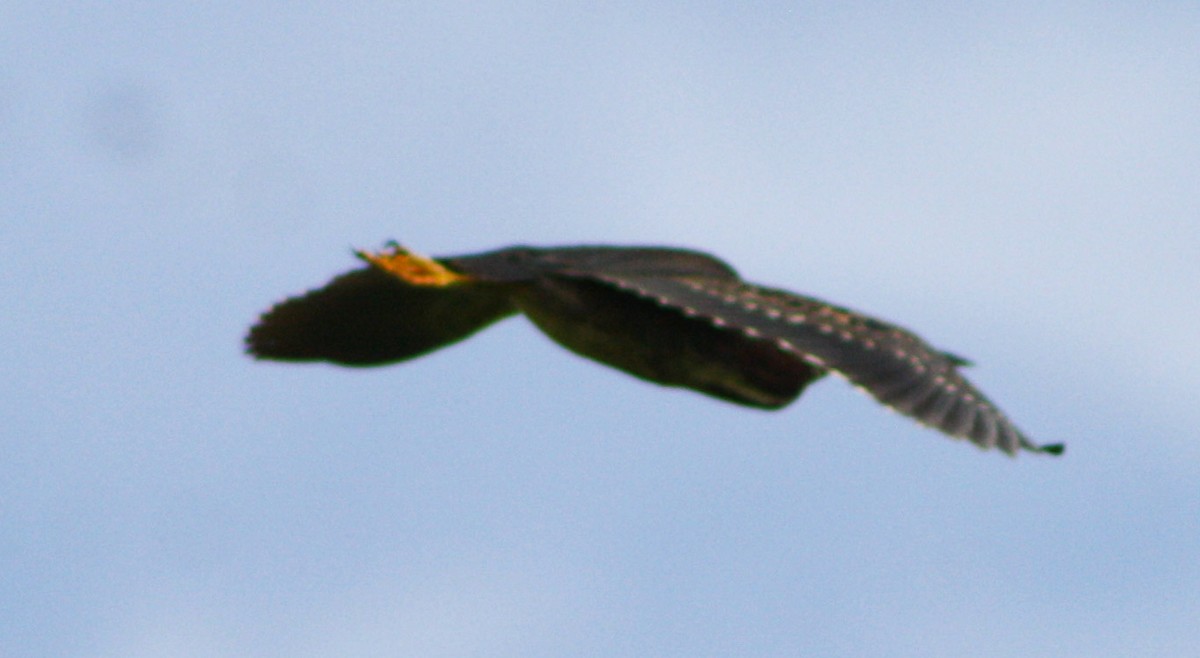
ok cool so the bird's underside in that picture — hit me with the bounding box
[246,242,1063,457]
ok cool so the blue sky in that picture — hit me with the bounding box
[3,3,1198,656]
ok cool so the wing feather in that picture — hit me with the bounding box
[509,274,822,409]
[587,274,1058,455]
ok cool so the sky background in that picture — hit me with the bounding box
[3,3,1198,657]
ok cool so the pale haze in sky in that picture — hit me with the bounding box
[2,3,1198,657]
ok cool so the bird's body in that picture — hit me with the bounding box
[247,243,1062,456]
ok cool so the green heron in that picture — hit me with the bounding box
[246,243,1062,457]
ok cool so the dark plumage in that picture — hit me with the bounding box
[247,243,1062,457]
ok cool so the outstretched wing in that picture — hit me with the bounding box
[442,246,827,408]
[443,244,742,282]
[580,273,1061,456]
[510,273,824,409]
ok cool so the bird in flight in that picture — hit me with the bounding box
[246,243,1062,457]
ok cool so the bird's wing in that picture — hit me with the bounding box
[581,273,1060,455]
[508,272,824,409]
[443,244,742,282]
[529,245,743,279]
